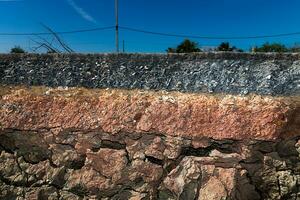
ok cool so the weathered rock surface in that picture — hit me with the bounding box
[0,86,299,199]
[1,53,300,95]
[0,128,299,199]
[1,86,299,141]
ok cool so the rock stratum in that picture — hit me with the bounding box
[0,53,300,200]
[1,53,300,95]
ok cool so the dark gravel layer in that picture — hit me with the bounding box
[0,52,299,95]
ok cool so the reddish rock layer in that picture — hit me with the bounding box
[1,86,299,141]
[1,86,300,199]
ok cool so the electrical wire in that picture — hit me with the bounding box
[120,26,300,40]
[0,26,115,36]
[2,25,300,40]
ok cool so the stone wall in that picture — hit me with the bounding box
[0,53,300,200]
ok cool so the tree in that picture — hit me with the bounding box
[166,47,176,53]
[10,46,25,53]
[167,39,201,53]
[253,42,287,53]
[289,44,300,52]
[217,42,243,52]
[217,42,230,51]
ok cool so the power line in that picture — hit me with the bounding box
[120,26,300,40]
[0,26,115,36]
[2,25,300,40]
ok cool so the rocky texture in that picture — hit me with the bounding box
[1,86,299,141]
[0,124,299,199]
[1,53,300,199]
[0,86,300,199]
[0,53,300,95]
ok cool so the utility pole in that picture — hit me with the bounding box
[122,40,125,53]
[115,0,119,53]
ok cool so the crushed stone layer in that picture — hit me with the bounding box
[1,86,299,141]
[0,53,300,95]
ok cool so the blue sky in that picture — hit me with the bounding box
[1,0,300,53]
